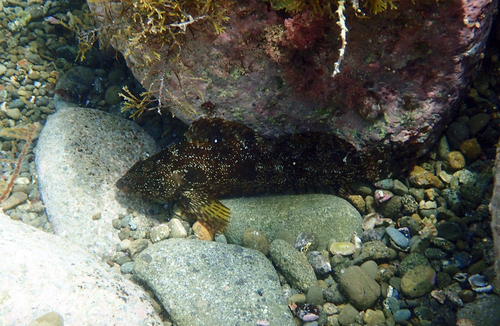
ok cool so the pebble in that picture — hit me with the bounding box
[338,303,358,326]
[0,64,7,76]
[192,221,214,241]
[363,309,385,325]
[401,265,436,298]
[399,253,430,276]
[306,285,324,305]
[393,309,412,322]
[168,218,187,238]
[338,265,380,310]
[269,239,317,292]
[323,302,338,315]
[446,121,470,150]
[379,196,402,218]
[385,227,409,248]
[242,228,269,255]
[436,222,462,241]
[437,136,450,160]
[374,178,394,190]
[460,138,482,160]
[392,179,408,195]
[120,261,135,274]
[28,312,64,326]
[6,108,21,120]
[294,231,319,252]
[466,113,490,135]
[130,239,149,258]
[446,151,466,171]
[360,260,378,279]
[120,239,131,251]
[409,166,444,189]
[150,224,170,243]
[0,191,28,210]
[306,251,332,274]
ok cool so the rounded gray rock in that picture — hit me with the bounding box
[224,194,363,250]
[134,238,294,326]
[269,239,317,292]
[338,265,381,310]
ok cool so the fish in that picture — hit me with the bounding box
[116,118,414,233]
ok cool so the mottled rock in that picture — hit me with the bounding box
[242,228,269,255]
[399,253,431,276]
[379,196,402,219]
[0,213,162,325]
[338,266,381,310]
[225,194,362,250]
[269,239,317,292]
[363,309,385,325]
[134,239,293,326]
[306,284,325,305]
[457,295,500,325]
[466,113,491,136]
[446,151,466,171]
[35,106,160,259]
[460,138,482,160]
[409,166,444,189]
[338,304,359,326]
[401,265,436,298]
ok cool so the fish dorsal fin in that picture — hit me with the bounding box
[178,190,230,234]
[185,118,261,146]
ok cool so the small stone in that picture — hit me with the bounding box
[401,195,419,215]
[130,239,149,258]
[168,218,187,238]
[120,261,135,274]
[306,284,325,305]
[392,179,409,195]
[289,293,307,304]
[424,248,447,260]
[399,253,430,276]
[323,302,338,315]
[338,266,381,310]
[91,212,101,220]
[360,260,378,279]
[150,224,170,243]
[269,239,317,292]
[401,265,436,298]
[379,196,402,219]
[385,227,409,248]
[306,251,332,274]
[120,239,131,251]
[242,228,269,255]
[363,309,385,325]
[409,166,444,189]
[446,151,466,171]
[0,64,7,76]
[338,304,358,326]
[294,232,318,252]
[104,85,123,105]
[393,309,412,322]
[439,170,452,183]
[374,179,394,190]
[420,200,437,210]
[466,113,491,135]
[446,121,470,150]
[460,138,482,160]
[28,71,41,80]
[6,108,21,120]
[347,195,365,214]
[28,312,64,326]
[193,221,214,241]
[112,218,122,230]
[437,136,450,160]
[436,222,462,241]
[0,191,28,210]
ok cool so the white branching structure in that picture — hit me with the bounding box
[332,0,348,78]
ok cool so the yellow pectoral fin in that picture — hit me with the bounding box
[179,191,230,233]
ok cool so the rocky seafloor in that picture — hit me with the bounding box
[1,1,500,326]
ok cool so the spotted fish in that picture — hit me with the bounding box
[116,118,413,233]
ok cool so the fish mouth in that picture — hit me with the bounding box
[115,178,130,192]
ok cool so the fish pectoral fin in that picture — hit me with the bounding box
[179,191,230,234]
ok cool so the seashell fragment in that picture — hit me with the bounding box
[468,274,493,293]
[328,241,356,256]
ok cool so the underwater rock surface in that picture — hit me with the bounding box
[0,213,162,326]
[224,194,363,249]
[89,0,497,158]
[35,105,160,260]
[134,238,294,326]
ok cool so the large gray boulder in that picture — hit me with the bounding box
[224,194,362,250]
[35,106,160,260]
[0,213,162,326]
[134,238,294,326]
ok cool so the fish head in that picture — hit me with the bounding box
[116,149,185,202]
